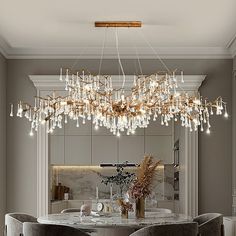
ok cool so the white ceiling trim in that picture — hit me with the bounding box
[29,74,206,91]
[0,45,233,59]
[229,40,236,57]
[0,36,10,58]
[226,32,236,57]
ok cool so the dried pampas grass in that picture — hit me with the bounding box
[129,156,161,200]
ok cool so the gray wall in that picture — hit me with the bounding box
[6,59,233,216]
[0,53,6,233]
[233,57,236,195]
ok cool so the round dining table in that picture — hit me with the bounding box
[38,212,192,236]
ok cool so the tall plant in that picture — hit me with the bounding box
[129,156,161,200]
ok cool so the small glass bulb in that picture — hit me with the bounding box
[206,128,211,134]
[224,105,228,118]
[94,125,99,130]
[181,71,184,83]
[10,104,14,117]
[210,107,214,115]
[59,68,63,81]
[76,119,80,128]
[29,129,34,136]
[64,115,68,124]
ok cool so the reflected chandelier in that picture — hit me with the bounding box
[10,21,228,136]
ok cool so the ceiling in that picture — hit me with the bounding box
[0,0,236,59]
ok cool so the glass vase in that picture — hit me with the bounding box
[135,197,145,219]
[121,208,128,219]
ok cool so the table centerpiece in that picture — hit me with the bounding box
[129,156,161,219]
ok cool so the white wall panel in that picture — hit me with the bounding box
[119,136,145,163]
[92,136,118,164]
[50,136,64,165]
[65,136,91,165]
[145,136,173,163]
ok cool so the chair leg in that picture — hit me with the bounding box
[4,225,7,236]
[221,224,225,236]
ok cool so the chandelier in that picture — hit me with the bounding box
[10,21,228,136]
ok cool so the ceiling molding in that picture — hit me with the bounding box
[0,36,10,58]
[4,46,233,59]
[229,40,236,57]
[0,36,233,59]
[29,74,206,91]
[0,42,231,59]
[226,32,236,57]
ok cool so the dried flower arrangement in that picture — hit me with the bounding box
[129,156,161,200]
[117,198,133,212]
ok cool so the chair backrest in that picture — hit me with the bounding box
[129,222,198,236]
[193,213,224,236]
[146,208,172,213]
[23,222,89,236]
[5,213,37,236]
[61,208,81,213]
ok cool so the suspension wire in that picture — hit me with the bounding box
[118,63,121,88]
[98,27,108,76]
[70,46,88,71]
[136,28,188,93]
[115,28,126,90]
[134,46,143,76]
[136,28,171,74]
[133,57,138,76]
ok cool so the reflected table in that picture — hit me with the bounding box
[38,212,192,236]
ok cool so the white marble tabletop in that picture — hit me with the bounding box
[38,212,192,229]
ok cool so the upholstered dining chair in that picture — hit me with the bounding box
[193,213,224,236]
[61,208,81,213]
[129,222,198,236]
[23,222,90,236]
[5,213,37,236]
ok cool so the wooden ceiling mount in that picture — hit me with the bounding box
[95,21,142,28]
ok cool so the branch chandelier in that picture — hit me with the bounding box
[10,21,228,137]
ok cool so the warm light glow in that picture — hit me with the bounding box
[52,165,165,170]
[11,71,227,137]
[41,120,46,125]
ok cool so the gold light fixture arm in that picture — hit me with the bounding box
[95,21,142,28]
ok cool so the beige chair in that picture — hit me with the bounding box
[129,222,198,236]
[23,222,89,236]
[193,213,224,236]
[5,213,37,236]
[61,208,81,213]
